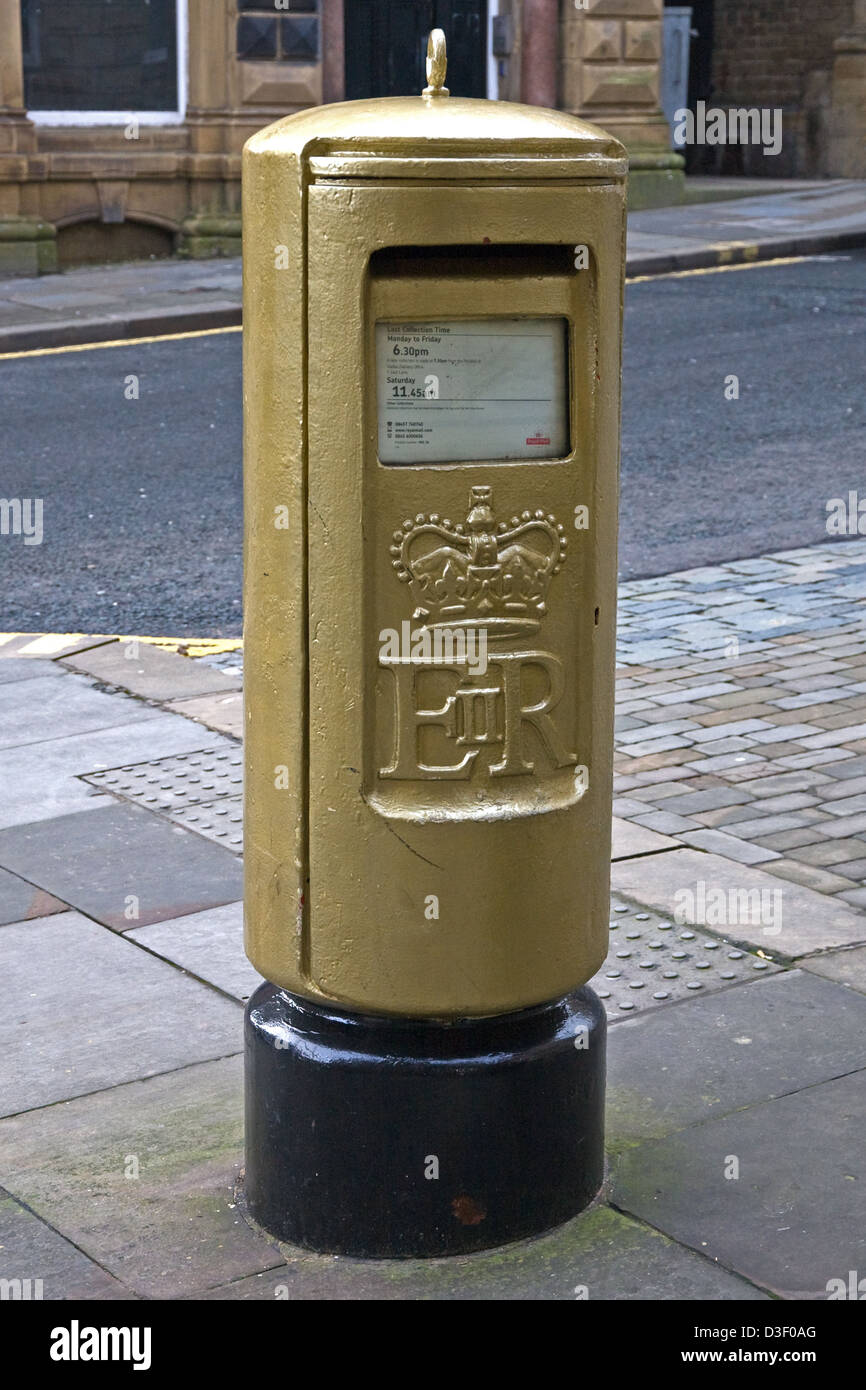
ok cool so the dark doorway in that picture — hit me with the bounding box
[668,0,716,175]
[345,1,488,101]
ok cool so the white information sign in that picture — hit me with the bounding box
[376,318,569,464]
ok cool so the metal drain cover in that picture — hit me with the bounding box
[590,896,783,1021]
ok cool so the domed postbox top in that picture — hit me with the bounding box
[245,30,626,176]
[246,96,624,158]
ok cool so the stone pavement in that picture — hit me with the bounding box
[626,178,866,274]
[0,536,864,1299]
[0,259,242,354]
[0,179,864,353]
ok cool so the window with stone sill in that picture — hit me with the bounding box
[236,1,320,63]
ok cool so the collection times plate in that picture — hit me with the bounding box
[376,318,569,465]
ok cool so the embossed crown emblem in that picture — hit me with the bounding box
[390,486,567,639]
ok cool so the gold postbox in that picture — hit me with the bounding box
[243,40,627,1019]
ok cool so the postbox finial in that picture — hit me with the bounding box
[423,29,449,98]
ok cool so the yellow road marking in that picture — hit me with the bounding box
[0,632,243,657]
[0,633,90,656]
[626,254,814,284]
[0,323,241,362]
[126,636,244,657]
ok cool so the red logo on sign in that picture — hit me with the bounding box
[526,435,551,446]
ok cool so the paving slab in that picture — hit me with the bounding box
[821,793,866,817]
[201,1202,766,1301]
[0,634,115,659]
[819,812,866,839]
[761,859,856,894]
[0,714,230,830]
[0,803,243,930]
[0,865,66,925]
[62,640,242,701]
[791,838,866,867]
[0,671,154,750]
[631,810,697,834]
[129,902,261,1002]
[675,827,780,865]
[612,1070,866,1299]
[612,848,866,957]
[0,913,242,1115]
[0,1190,135,1300]
[610,816,678,860]
[606,969,866,1152]
[801,945,866,994]
[0,1056,280,1299]
[0,658,64,685]
[748,821,829,850]
[661,787,751,813]
[167,691,243,738]
[826,754,866,779]
[816,775,866,802]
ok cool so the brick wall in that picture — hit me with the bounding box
[707,0,856,175]
[712,0,852,107]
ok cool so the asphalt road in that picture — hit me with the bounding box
[1,252,863,636]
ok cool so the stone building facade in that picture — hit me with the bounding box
[0,1,863,275]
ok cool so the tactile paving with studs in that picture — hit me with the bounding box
[168,796,243,852]
[79,757,788,994]
[81,746,244,853]
[589,896,784,1021]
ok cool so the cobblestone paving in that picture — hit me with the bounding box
[615,539,866,911]
[183,539,866,914]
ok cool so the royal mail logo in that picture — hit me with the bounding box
[378,488,581,793]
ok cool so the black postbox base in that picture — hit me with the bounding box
[243,981,606,1258]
